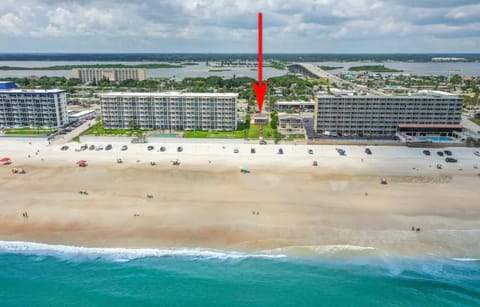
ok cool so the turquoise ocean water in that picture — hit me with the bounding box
[0,241,479,306]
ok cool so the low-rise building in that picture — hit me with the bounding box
[72,68,147,83]
[68,110,96,122]
[100,92,237,131]
[278,113,304,135]
[275,101,315,112]
[0,83,68,128]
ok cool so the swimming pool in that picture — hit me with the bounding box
[416,136,455,142]
[148,133,178,138]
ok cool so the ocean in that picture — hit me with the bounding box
[0,242,479,306]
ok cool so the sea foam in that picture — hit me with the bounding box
[0,240,286,262]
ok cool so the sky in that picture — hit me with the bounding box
[0,0,479,53]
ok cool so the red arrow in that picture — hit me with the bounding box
[252,12,268,113]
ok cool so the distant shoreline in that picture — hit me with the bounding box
[0,63,184,71]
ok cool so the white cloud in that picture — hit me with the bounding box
[0,0,478,52]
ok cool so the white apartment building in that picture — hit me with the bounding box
[100,92,238,131]
[314,91,463,138]
[0,88,68,128]
[72,68,147,83]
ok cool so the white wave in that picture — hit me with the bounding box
[0,241,286,262]
[261,244,377,256]
[451,258,480,262]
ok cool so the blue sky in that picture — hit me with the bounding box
[0,0,479,53]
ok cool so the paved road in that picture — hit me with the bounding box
[50,119,97,146]
[288,63,385,96]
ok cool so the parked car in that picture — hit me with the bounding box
[423,150,431,156]
[147,145,154,151]
[251,148,256,154]
[436,151,444,156]
[234,148,239,154]
[445,157,457,163]
[121,145,128,151]
[277,148,284,155]
[365,148,372,155]
[474,151,480,157]
[308,149,314,155]
[444,150,452,156]
[160,146,166,152]
[96,145,104,151]
[105,144,112,151]
[89,145,95,151]
[177,146,183,152]
[259,140,267,145]
[60,145,69,151]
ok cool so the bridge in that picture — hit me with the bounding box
[287,63,385,95]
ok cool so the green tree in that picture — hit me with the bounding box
[270,111,278,129]
[128,120,139,130]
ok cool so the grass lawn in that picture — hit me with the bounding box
[246,124,278,139]
[470,118,480,126]
[184,130,245,138]
[4,128,53,135]
[84,122,144,136]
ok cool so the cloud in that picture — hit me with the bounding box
[0,0,478,52]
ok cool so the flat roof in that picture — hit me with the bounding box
[276,101,315,106]
[99,92,238,98]
[398,124,463,129]
[317,93,461,99]
[69,110,96,117]
[0,89,66,94]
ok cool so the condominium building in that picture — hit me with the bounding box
[0,83,68,128]
[100,92,238,131]
[72,68,147,83]
[314,91,463,138]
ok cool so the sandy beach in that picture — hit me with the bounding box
[1,139,480,258]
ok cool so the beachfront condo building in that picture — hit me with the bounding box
[100,92,238,131]
[72,68,147,83]
[314,91,463,138]
[0,83,68,128]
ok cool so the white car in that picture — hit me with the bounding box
[474,151,480,157]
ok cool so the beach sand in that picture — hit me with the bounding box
[1,139,480,258]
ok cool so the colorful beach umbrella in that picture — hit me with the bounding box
[76,160,87,164]
[0,157,11,162]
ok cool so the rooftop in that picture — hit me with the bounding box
[276,101,315,106]
[317,91,461,99]
[99,92,238,98]
[0,89,66,94]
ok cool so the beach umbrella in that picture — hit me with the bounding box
[76,160,87,164]
[0,157,11,162]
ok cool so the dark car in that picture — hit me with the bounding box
[423,150,431,156]
[251,148,256,154]
[277,148,284,155]
[105,144,112,151]
[177,146,183,152]
[445,157,457,163]
[365,148,372,155]
[121,145,128,151]
[444,150,452,156]
[436,151,444,157]
[89,145,95,151]
[308,149,314,155]
[147,145,154,151]
[160,146,166,152]
[234,148,239,154]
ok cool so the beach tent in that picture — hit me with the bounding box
[76,160,88,167]
[1,157,12,164]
